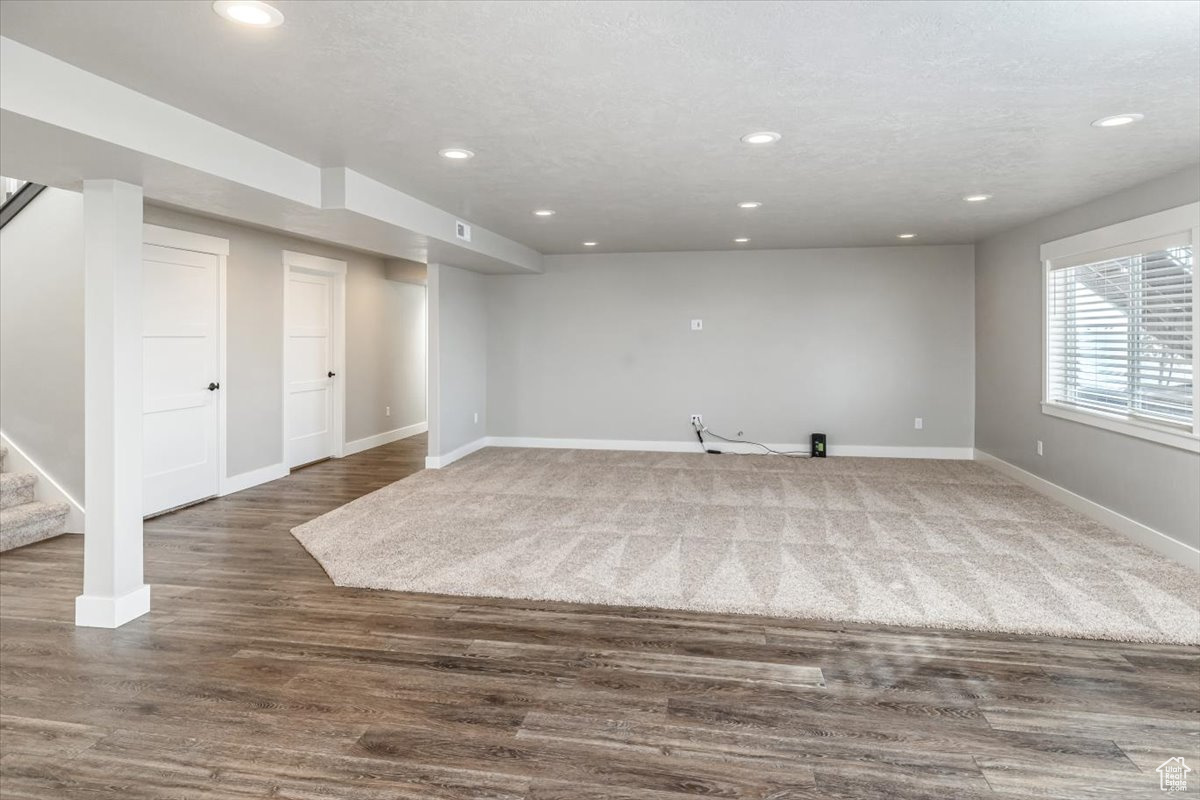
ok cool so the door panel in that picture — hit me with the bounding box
[286,271,334,467]
[142,243,220,515]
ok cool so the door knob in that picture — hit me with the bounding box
[328,371,336,378]
[207,382,220,391]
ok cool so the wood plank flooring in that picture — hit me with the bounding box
[1,434,1197,799]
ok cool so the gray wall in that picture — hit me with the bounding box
[346,266,427,442]
[0,194,426,498]
[975,165,1200,550]
[429,263,488,457]
[486,246,976,448]
[0,187,86,498]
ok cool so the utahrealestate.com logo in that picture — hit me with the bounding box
[1157,757,1191,792]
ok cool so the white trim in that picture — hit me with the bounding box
[425,264,442,462]
[143,225,232,506]
[1040,203,1200,263]
[1041,402,1200,453]
[975,450,1199,571]
[1040,203,1200,447]
[282,251,347,468]
[75,584,151,628]
[423,436,975,470]
[219,462,289,496]
[143,223,230,255]
[425,436,489,469]
[0,431,85,534]
[825,445,975,459]
[218,248,229,490]
[344,422,428,456]
[1046,232,1191,271]
[281,250,347,275]
[483,436,975,460]
[488,436,700,454]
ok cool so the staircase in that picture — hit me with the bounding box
[0,444,70,552]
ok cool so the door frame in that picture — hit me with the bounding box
[282,250,347,468]
[141,223,230,500]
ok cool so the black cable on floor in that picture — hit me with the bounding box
[698,425,811,458]
[695,424,723,454]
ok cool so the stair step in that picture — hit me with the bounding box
[0,472,37,510]
[0,500,69,553]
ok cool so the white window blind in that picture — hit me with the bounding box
[1046,237,1194,429]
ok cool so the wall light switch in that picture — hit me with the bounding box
[474,412,479,424]
[914,417,923,430]
[1037,440,1043,456]
[386,406,391,417]
[691,319,703,331]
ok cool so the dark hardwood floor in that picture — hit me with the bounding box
[2,434,1197,799]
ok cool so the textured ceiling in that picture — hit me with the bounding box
[2,0,1198,254]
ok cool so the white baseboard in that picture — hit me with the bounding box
[0,431,85,534]
[344,421,427,456]
[75,584,151,628]
[485,436,974,460]
[826,444,974,459]
[219,462,289,496]
[975,449,1199,571]
[425,437,489,469]
[225,421,430,493]
[487,436,700,454]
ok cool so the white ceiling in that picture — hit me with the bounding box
[2,0,1198,254]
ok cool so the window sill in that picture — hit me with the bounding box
[1041,402,1200,453]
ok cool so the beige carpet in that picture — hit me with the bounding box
[291,447,1200,644]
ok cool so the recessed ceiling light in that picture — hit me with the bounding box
[582,241,598,247]
[897,233,917,239]
[740,131,781,145]
[212,0,284,27]
[1091,113,1144,128]
[533,209,556,217]
[963,193,992,203]
[737,201,763,209]
[734,237,750,243]
[439,148,474,160]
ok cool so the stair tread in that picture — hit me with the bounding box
[0,472,37,490]
[0,471,37,511]
[0,500,69,530]
[0,499,69,552]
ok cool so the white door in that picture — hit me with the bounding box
[143,243,221,515]
[286,270,336,467]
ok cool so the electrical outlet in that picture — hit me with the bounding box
[474,412,479,424]
[914,417,923,430]
[385,406,391,417]
[1037,440,1043,456]
[691,319,703,331]
[690,414,703,426]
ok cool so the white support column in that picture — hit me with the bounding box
[76,180,149,628]
[425,263,441,466]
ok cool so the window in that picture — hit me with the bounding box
[1041,204,1199,452]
